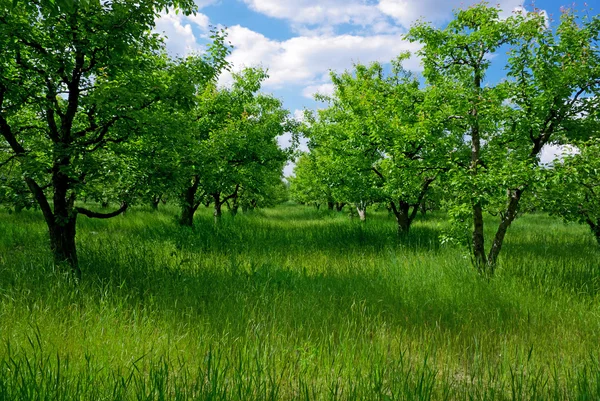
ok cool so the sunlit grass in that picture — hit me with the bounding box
[1,203,599,400]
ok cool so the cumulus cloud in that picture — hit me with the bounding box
[241,0,382,27]
[302,83,335,99]
[194,0,218,8]
[155,11,212,56]
[378,0,525,26]
[540,144,580,166]
[187,12,210,31]
[225,25,421,89]
[241,0,527,33]
[156,0,538,92]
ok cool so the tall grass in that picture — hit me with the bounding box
[1,204,599,400]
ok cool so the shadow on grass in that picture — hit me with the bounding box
[91,209,444,258]
[71,242,522,344]
[501,237,600,297]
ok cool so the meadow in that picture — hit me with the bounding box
[1,203,599,400]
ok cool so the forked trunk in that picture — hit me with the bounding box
[486,189,523,271]
[335,202,346,212]
[391,201,411,236]
[470,68,486,273]
[356,202,367,223]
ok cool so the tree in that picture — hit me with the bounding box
[408,4,600,273]
[177,68,291,226]
[543,140,600,245]
[0,0,225,276]
[289,152,335,210]
[303,111,378,221]
[303,58,454,230]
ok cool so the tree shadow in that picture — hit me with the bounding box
[73,246,525,346]
[2,206,596,366]
[500,233,600,297]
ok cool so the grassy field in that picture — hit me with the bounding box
[1,203,600,400]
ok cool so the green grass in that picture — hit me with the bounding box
[1,203,600,400]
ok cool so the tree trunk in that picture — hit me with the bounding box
[470,68,486,273]
[150,195,161,211]
[49,150,83,277]
[230,186,240,216]
[327,201,334,211]
[390,201,411,236]
[335,202,346,212]
[472,203,486,272]
[356,202,367,222]
[213,192,222,224]
[26,174,81,277]
[586,218,600,247]
[180,203,195,227]
[487,189,523,271]
[49,217,80,278]
[180,176,200,227]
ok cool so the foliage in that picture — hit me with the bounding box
[0,0,226,273]
[408,4,600,272]
[543,140,600,245]
[289,152,332,208]
[177,68,293,225]
[297,57,455,230]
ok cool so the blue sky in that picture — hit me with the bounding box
[154,0,598,172]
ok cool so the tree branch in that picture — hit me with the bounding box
[77,202,128,219]
[24,176,54,226]
[0,153,20,168]
[371,167,385,181]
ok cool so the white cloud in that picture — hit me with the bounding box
[293,109,308,122]
[194,0,218,8]
[241,0,382,27]
[187,12,210,31]
[302,83,335,99]
[154,11,211,57]
[241,0,527,33]
[540,144,579,165]
[379,0,527,26]
[225,25,421,89]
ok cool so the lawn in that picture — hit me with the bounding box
[1,204,599,400]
